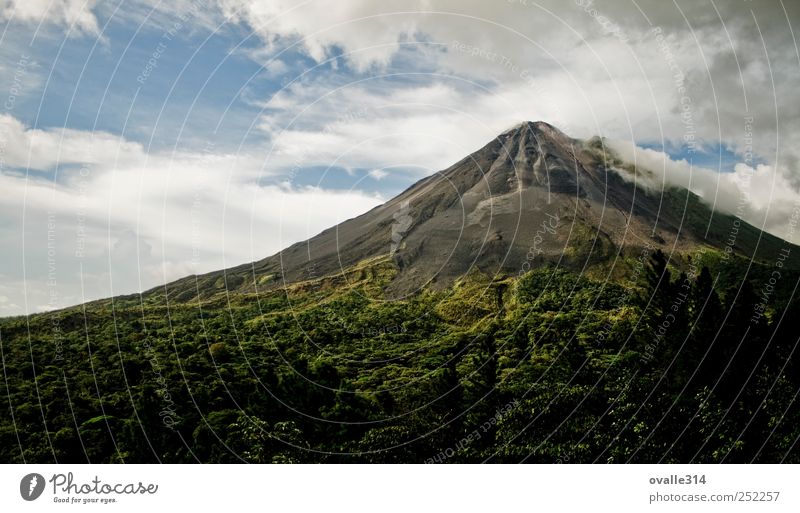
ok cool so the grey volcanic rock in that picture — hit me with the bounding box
[160,121,799,301]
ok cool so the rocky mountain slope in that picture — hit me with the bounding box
[158,121,798,302]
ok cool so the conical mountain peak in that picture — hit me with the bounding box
[499,120,571,147]
[502,120,563,136]
[157,122,800,301]
[474,120,585,197]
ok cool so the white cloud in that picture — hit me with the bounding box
[218,0,424,72]
[0,0,100,35]
[0,294,19,312]
[216,0,799,189]
[0,114,144,171]
[607,139,800,244]
[0,114,383,315]
[368,168,388,180]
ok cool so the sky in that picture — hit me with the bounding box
[0,0,799,315]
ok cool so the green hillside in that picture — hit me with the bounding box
[1,251,798,463]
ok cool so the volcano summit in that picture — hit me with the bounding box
[162,121,798,302]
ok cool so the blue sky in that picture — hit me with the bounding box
[0,0,798,315]
[2,6,266,151]
[638,141,765,174]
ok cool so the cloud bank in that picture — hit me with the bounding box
[1,0,799,315]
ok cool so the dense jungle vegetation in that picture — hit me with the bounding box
[1,249,799,463]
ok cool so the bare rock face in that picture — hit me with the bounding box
[161,122,799,300]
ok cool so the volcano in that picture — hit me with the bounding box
[160,121,798,301]
[7,122,800,466]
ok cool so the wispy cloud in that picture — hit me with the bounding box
[0,0,101,35]
[0,114,382,315]
[1,0,799,315]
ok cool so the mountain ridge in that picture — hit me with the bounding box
[151,121,799,304]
